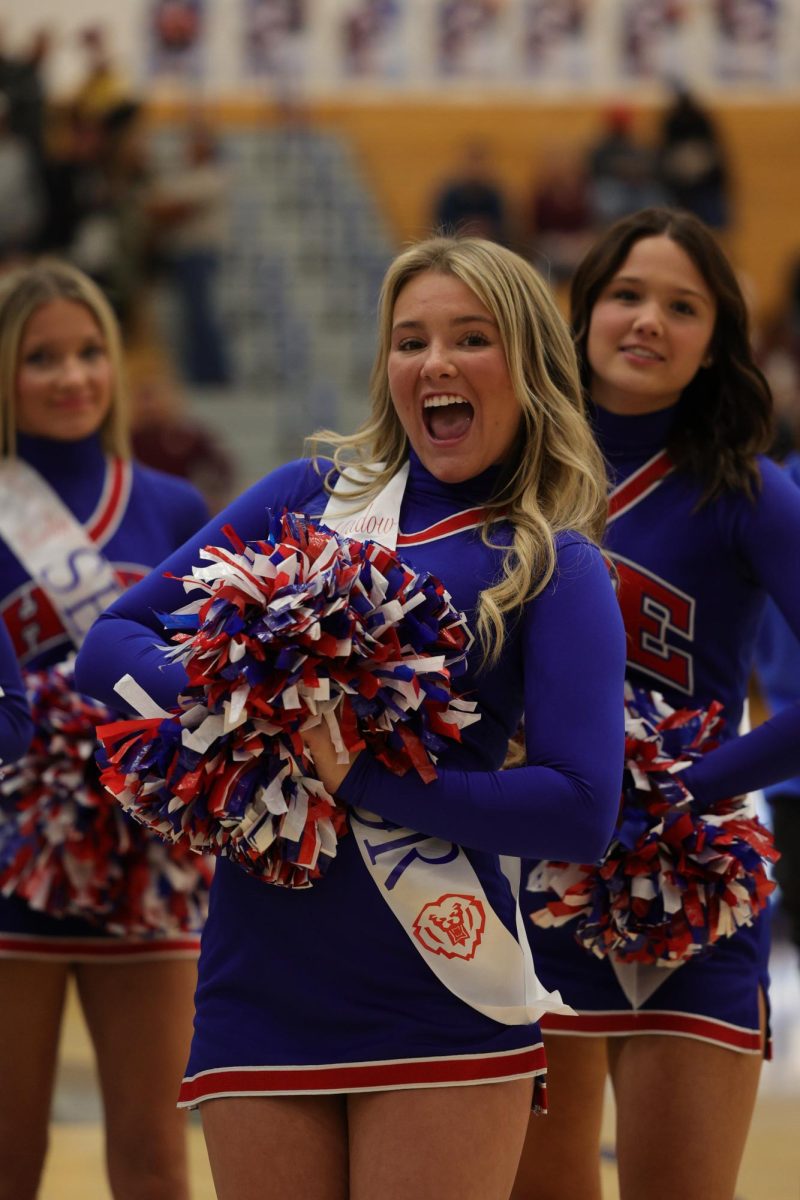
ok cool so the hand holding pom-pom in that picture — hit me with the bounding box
[529,685,778,966]
[98,512,480,889]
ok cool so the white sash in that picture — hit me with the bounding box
[0,460,123,650]
[323,463,572,1026]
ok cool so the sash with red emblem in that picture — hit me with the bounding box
[323,464,573,1026]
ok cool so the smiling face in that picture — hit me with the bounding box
[387,270,521,484]
[586,234,717,415]
[15,298,113,441]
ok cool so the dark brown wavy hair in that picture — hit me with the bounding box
[570,207,773,504]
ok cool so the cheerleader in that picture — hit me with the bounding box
[0,260,210,1200]
[76,236,626,1200]
[515,209,800,1200]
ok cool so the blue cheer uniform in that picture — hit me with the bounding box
[0,432,209,961]
[75,451,626,1104]
[524,404,800,1054]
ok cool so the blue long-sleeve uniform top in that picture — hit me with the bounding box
[0,620,32,764]
[594,403,800,803]
[0,433,209,670]
[753,451,800,803]
[76,451,627,865]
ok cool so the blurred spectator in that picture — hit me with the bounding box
[72,25,131,123]
[656,85,731,229]
[525,144,594,284]
[147,119,232,385]
[67,100,153,334]
[433,139,509,244]
[127,339,236,513]
[586,103,665,227]
[0,93,43,261]
[0,27,50,166]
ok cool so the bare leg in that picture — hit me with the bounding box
[609,993,766,1200]
[349,1077,534,1200]
[511,1035,607,1200]
[76,957,197,1200]
[201,1095,349,1200]
[0,959,69,1200]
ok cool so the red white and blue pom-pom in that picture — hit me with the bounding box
[0,658,212,935]
[97,512,479,888]
[529,685,778,966]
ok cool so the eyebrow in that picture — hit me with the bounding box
[611,273,711,304]
[392,314,497,331]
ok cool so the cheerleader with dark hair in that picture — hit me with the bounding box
[516,208,800,1200]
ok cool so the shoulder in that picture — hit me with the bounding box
[779,451,800,489]
[130,462,208,517]
[749,455,800,514]
[541,532,613,598]
[553,530,607,573]
[247,456,333,514]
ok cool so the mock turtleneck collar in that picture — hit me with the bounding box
[590,402,679,466]
[406,448,506,505]
[14,432,106,478]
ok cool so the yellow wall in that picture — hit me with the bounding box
[152,97,800,324]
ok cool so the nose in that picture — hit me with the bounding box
[421,339,456,380]
[57,354,88,388]
[631,302,664,337]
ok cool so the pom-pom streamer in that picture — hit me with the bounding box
[97,512,479,888]
[0,658,212,934]
[529,685,778,966]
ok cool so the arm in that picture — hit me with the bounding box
[0,621,32,764]
[336,541,627,862]
[75,459,324,712]
[682,459,800,802]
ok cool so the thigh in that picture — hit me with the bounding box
[75,958,197,1196]
[511,1035,607,1200]
[0,959,69,1198]
[202,1095,349,1200]
[349,1078,533,1200]
[608,993,766,1200]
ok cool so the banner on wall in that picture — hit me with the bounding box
[147,0,206,79]
[243,0,309,78]
[713,0,780,83]
[618,0,689,82]
[522,0,592,82]
[11,0,800,97]
[339,0,405,80]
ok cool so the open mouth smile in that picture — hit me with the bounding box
[422,394,475,442]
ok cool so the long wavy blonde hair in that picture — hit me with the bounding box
[0,258,130,459]
[309,235,608,664]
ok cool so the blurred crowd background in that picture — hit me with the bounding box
[2,0,800,515]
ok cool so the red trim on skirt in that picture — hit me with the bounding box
[540,1009,766,1055]
[179,1043,548,1107]
[0,932,201,962]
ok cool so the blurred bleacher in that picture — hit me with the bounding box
[148,124,395,486]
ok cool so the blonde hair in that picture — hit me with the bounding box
[0,258,130,458]
[309,235,608,663]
